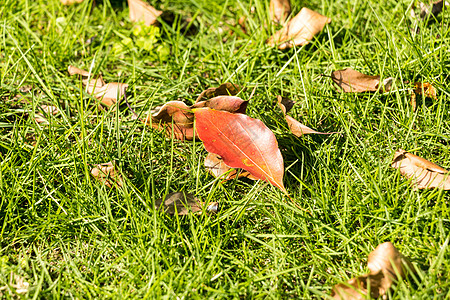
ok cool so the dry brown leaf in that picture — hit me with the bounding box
[195,82,240,103]
[332,242,414,300]
[277,95,336,137]
[155,192,218,215]
[34,105,59,124]
[414,82,437,100]
[270,0,291,23]
[91,162,123,188]
[193,95,248,114]
[61,0,84,4]
[145,101,195,140]
[392,149,450,190]
[267,7,331,49]
[205,153,257,180]
[331,68,394,93]
[128,0,162,26]
[68,65,128,107]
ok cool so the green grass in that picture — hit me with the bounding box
[1,0,449,298]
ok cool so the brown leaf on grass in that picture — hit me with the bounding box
[267,7,331,49]
[391,149,450,190]
[420,0,449,19]
[61,0,83,4]
[193,96,248,114]
[195,82,240,103]
[91,162,123,188]
[331,68,394,93]
[277,96,336,137]
[205,153,257,180]
[145,101,195,140]
[270,0,291,23]
[128,0,162,26]
[155,192,218,215]
[332,242,414,300]
[68,65,128,107]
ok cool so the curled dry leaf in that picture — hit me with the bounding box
[193,96,248,114]
[195,82,240,103]
[331,68,394,93]
[146,101,195,140]
[205,152,257,180]
[332,242,414,300]
[128,0,162,26]
[194,108,285,192]
[267,7,331,49]
[155,191,218,215]
[270,0,291,23]
[391,149,450,190]
[34,105,59,124]
[68,65,128,107]
[91,162,123,188]
[277,96,336,137]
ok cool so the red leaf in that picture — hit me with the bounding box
[193,108,285,192]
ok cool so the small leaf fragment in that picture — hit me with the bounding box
[68,65,128,107]
[269,0,291,23]
[155,192,218,215]
[60,0,83,5]
[205,153,257,180]
[414,82,437,100]
[91,162,123,188]
[195,82,240,103]
[128,0,162,26]
[331,68,393,93]
[277,96,336,137]
[391,149,450,190]
[267,7,331,49]
[332,242,414,300]
[194,108,285,192]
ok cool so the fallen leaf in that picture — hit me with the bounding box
[420,0,449,19]
[205,152,257,180]
[332,242,414,300]
[414,82,437,100]
[68,65,128,107]
[91,162,123,188]
[195,82,240,103]
[331,68,394,93]
[145,101,195,140]
[194,108,285,192]
[270,0,291,23]
[34,105,59,124]
[277,96,336,137]
[60,0,83,4]
[193,96,248,114]
[391,149,450,190]
[128,0,162,26]
[267,7,331,49]
[155,191,218,215]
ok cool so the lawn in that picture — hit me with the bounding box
[0,0,449,298]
